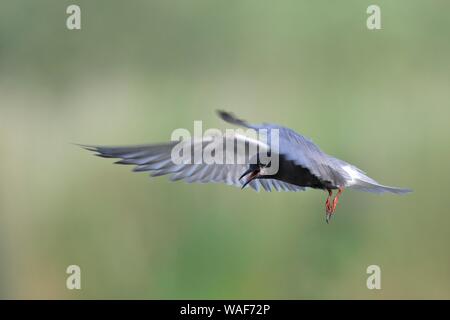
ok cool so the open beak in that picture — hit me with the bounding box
[239,168,260,189]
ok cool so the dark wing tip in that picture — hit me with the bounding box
[216,110,235,122]
[75,143,98,152]
[76,143,115,158]
[216,110,250,128]
[216,109,229,118]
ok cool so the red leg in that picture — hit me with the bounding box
[331,187,344,213]
[325,189,333,213]
[325,187,344,223]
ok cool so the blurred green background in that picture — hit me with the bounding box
[0,0,449,299]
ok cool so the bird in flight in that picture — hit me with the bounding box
[81,111,411,223]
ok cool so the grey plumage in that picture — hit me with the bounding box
[81,111,411,195]
[218,111,411,194]
[80,133,304,192]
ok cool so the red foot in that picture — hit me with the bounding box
[332,187,344,212]
[325,189,333,213]
[325,187,344,223]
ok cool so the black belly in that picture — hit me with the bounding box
[266,155,334,190]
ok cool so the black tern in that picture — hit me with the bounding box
[81,111,411,223]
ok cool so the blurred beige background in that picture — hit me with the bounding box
[0,0,449,299]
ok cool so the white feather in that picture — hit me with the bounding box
[341,165,365,186]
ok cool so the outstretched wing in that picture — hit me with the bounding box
[81,133,304,192]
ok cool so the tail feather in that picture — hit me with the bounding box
[350,180,412,194]
[341,164,411,194]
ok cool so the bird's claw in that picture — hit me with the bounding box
[325,207,333,224]
[325,190,333,223]
[324,187,344,223]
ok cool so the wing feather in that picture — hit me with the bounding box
[80,134,302,192]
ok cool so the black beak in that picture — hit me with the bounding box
[239,168,254,181]
[239,168,260,189]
